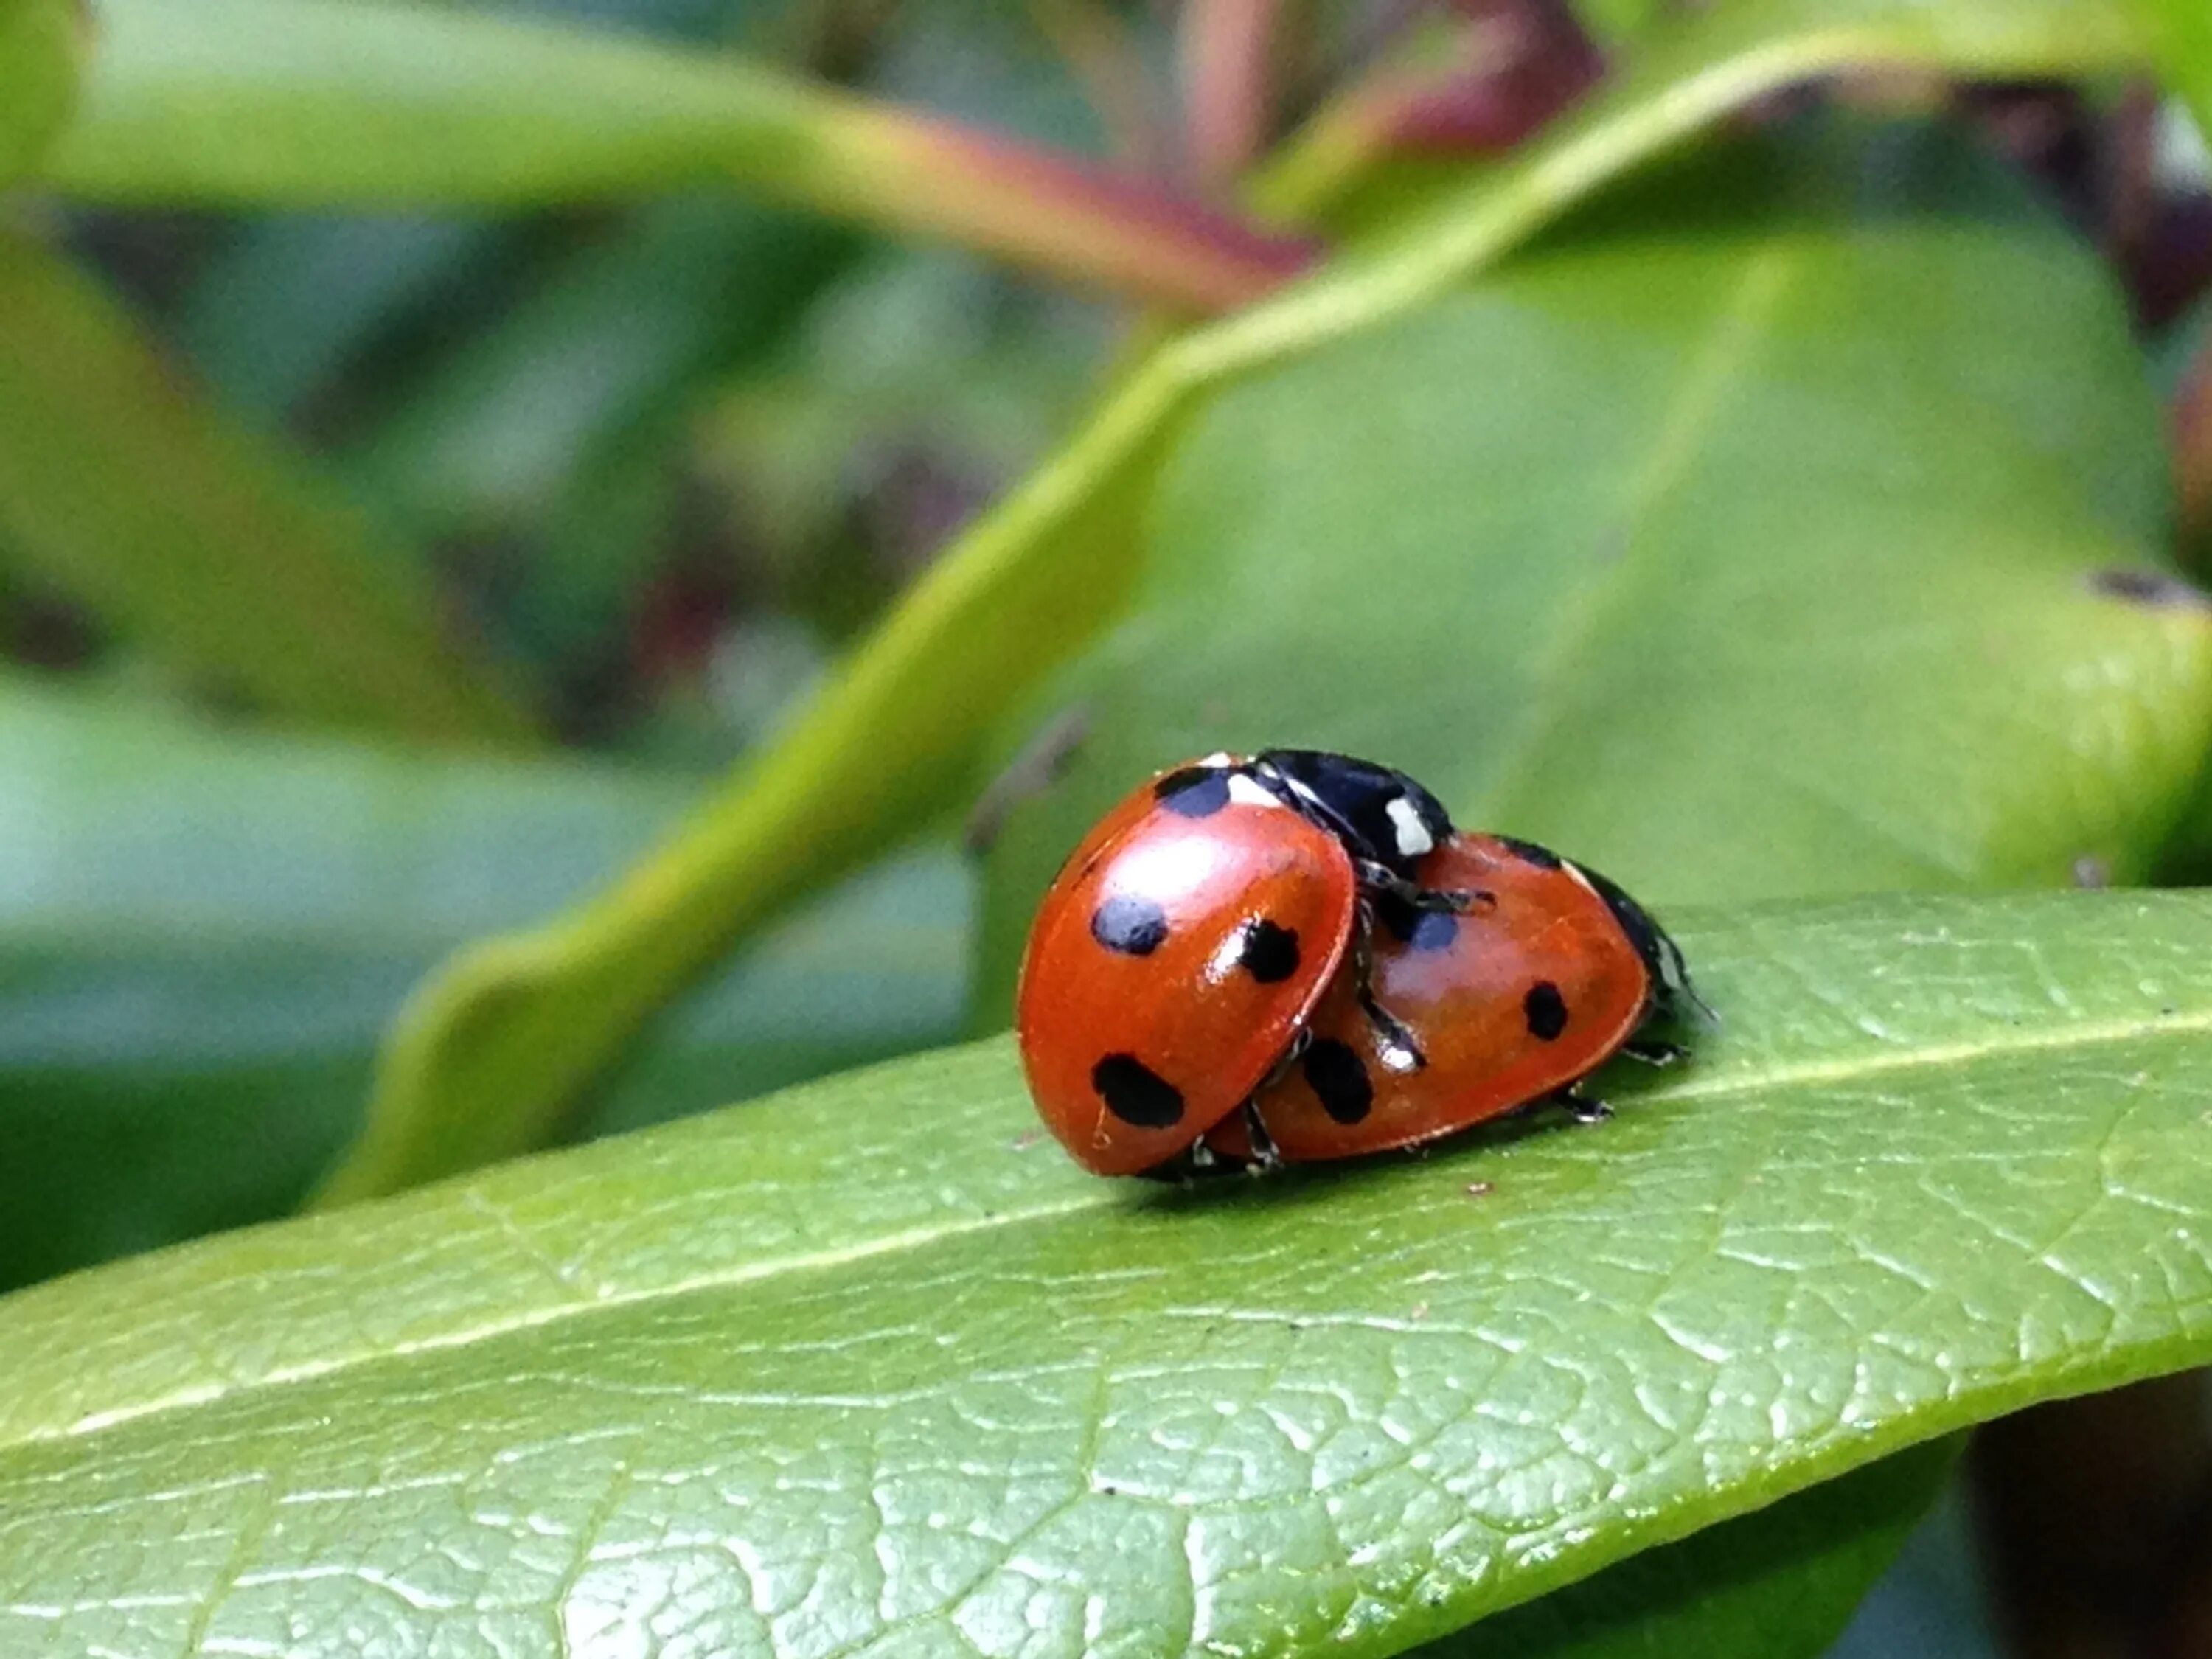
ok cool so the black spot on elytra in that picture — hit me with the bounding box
[1523,981,1568,1041]
[1496,835,1562,870]
[1091,894,1169,956]
[1302,1037,1373,1124]
[1154,766,1231,818]
[1092,1054,1184,1127]
[1237,919,1300,983]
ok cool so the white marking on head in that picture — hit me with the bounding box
[1226,773,1282,809]
[1385,796,1434,858]
[1197,751,1236,769]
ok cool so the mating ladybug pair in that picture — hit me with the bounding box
[1015,750,1703,1176]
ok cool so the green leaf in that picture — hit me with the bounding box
[973,124,2212,1002]
[175,213,509,419]
[2124,0,2212,140]
[330,0,2146,1204]
[0,233,538,744]
[0,679,967,1291]
[6,890,2211,1659]
[350,196,855,538]
[0,0,80,182]
[1425,1441,1958,1659]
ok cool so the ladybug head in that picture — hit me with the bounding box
[1251,749,1454,878]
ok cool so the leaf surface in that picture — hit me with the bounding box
[1427,1441,1956,1659]
[3,891,2210,1659]
[0,0,79,183]
[2125,0,2212,141]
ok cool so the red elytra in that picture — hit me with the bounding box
[1206,832,1669,1164]
[1014,759,1358,1175]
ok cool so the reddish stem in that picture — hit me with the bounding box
[1180,0,1286,191]
[1387,0,1603,156]
[891,116,1318,311]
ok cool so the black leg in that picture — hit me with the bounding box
[1256,1026,1312,1091]
[1554,1085,1612,1124]
[1350,900,1425,1072]
[1235,1101,1282,1172]
[1622,1039,1688,1067]
[1354,859,1492,916]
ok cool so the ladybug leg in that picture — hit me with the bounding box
[1553,1084,1613,1124]
[1354,859,1492,916]
[1622,1039,1689,1067]
[1234,1101,1282,1172]
[1256,1026,1313,1091]
[1350,899,1426,1073]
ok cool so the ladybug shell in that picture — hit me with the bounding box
[1213,832,1654,1163]
[1016,765,1358,1175]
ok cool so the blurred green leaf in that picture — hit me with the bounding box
[331,0,2154,1208]
[44,0,1303,310]
[0,232,539,743]
[0,678,967,1290]
[344,195,860,677]
[975,125,2210,1001]
[2126,0,2212,139]
[175,213,509,418]
[0,0,79,182]
[353,198,854,538]
[7,891,2212,1659]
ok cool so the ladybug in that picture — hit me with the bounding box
[1015,750,1476,1175]
[1204,830,1700,1166]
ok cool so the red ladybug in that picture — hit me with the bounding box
[1015,751,1471,1175]
[1206,832,1700,1165]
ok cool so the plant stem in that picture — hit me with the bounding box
[1180,0,1285,190]
[824,106,1317,311]
[44,0,1315,314]
[1249,0,1601,222]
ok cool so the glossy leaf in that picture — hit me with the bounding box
[0,0,80,183]
[0,679,967,1291]
[1429,1441,1958,1659]
[0,233,538,744]
[332,0,2145,1203]
[7,891,2212,1659]
[973,125,2212,1004]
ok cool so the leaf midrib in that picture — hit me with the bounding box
[9,992,2207,1458]
[1473,243,1800,826]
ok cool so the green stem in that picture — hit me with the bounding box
[44,0,1315,313]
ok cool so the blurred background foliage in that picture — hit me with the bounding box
[7,0,2212,1651]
